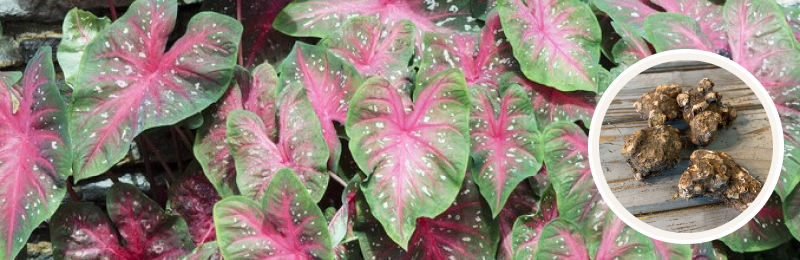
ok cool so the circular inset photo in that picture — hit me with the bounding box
[589,50,783,244]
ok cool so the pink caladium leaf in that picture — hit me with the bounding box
[610,21,653,67]
[194,64,278,197]
[69,0,242,181]
[51,183,194,260]
[180,242,221,260]
[274,0,480,40]
[57,8,111,81]
[500,72,597,129]
[168,163,221,245]
[719,194,792,252]
[510,184,558,259]
[644,13,715,52]
[469,84,541,216]
[497,0,606,92]
[723,0,800,200]
[497,183,538,260]
[319,16,416,83]
[346,70,471,249]
[592,0,659,37]
[226,83,329,202]
[592,213,670,260]
[787,7,800,42]
[355,176,498,259]
[213,169,334,260]
[651,0,728,52]
[0,47,71,260]
[531,219,591,260]
[690,242,727,260]
[420,11,515,89]
[280,43,364,169]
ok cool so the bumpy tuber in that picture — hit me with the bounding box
[676,78,737,146]
[634,84,683,127]
[678,149,762,212]
[621,125,683,180]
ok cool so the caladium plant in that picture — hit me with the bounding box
[51,183,194,260]
[0,47,71,260]
[500,73,597,129]
[644,13,715,52]
[168,163,221,245]
[213,169,333,260]
[57,9,111,81]
[69,0,242,181]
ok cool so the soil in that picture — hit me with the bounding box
[621,125,682,180]
[677,78,737,146]
[678,149,762,212]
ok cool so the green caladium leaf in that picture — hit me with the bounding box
[346,69,470,249]
[469,84,541,216]
[500,72,597,129]
[783,186,800,242]
[0,47,71,260]
[497,182,538,260]
[644,13,715,52]
[691,242,728,260]
[510,184,558,259]
[58,8,111,81]
[214,169,334,260]
[180,242,221,260]
[226,83,329,202]
[592,0,658,37]
[69,0,242,181]
[497,0,606,92]
[719,193,792,252]
[611,21,653,66]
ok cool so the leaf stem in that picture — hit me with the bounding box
[105,169,120,184]
[236,0,244,66]
[329,171,347,187]
[66,177,82,201]
[143,136,175,183]
[106,0,118,20]
[169,128,184,173]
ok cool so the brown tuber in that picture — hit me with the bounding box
[678,150,762,212]
[621,125,682,180]
[634,84,683,126]
[677,78,737,146]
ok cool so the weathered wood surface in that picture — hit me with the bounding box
[599,62,773,233]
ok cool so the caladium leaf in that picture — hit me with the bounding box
[592,0,659,37]
[500,72,597,131]
[650,0,728,52]
[195,64,278,197]
[227,83,329,202]
[592,213,660,260]
[274,0,481,40]
[531,219,590,260]
[280,43,364,169]
[214,169,334,260]
[180,242,221,260]
[471,0,497,20]
[57,8,111,81]
[497,183,538,260]
[497,0,605,92]
[644,13,715,52]
[784,187,800,241]
[469,84,541,216]
[778,128,800,200]
[610,21,653,66]
[51,183,194,260]
[0,47,70,260]
[691,242,727,260]
[346,70,470,249]
[510,184,558,260]
[719,194,792,252]
[787,7,800,42]
[69,0,243,181]
[319,16,416,83]
[168,163,221,245]
[420,11,515,89]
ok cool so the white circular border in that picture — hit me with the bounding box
[588,49,784,244]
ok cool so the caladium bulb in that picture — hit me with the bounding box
[274,0,480,40]
[214,169,334,260]
[346,70,471,249]
[719,194,792,252]
[195,64,278,197]
[419,11,515,89]
[610,21,653,67]
[168,163,221,245]
[0,47,71,260]
[510,184,558,259]
[355,175,498,259]
[226,83,329,202]
[497,0,607,92]
[469,84,541,216]
[319,16,416,83]
[644,13,715,52]
[280,43,364,169]
[57,8,111,81]
[51,183,194,260]
[69,0,242,181]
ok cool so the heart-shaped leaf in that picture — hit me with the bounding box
[420,11,515,89]
[610,21,653,66]
[500,72,597,129]
[195,64,278,197]
[280,43,364,169]
[497,182,539,260]
[497,0,605,92]
[57,8,111,81]
[650,0,728,52]
[592,0,658,37]
[784,186,800,241]
[214,169,333,260]
[227,83,329,202]
[168,163,221,245]
[644,13,715,52]
[69,0,243,181]
[719,193,792,252]
[592,213,662,260]
[531,219,590,260]
[0,47,71,260]
[510,184,558,260]
[469,84,541,216]
[274,0,480,40]
[346,69,470,249]
[319,16,416,83]
[51,183,194,260]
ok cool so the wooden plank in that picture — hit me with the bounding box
[637,203,741,233]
